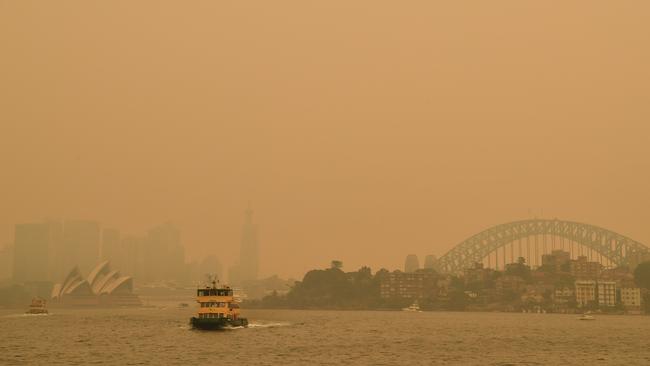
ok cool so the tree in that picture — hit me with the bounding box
[633,261,650,289]
[330,260,343,270]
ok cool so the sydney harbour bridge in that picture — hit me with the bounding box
[436,219,650,274]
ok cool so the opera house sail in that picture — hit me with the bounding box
[51,261,141,306]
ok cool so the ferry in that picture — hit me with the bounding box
[25,297,48,315]
[189,281,248,330]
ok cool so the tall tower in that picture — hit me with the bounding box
[404,254,420,273]
[239,207,259,282]
[423,255,437,270]
[13,223,50,282]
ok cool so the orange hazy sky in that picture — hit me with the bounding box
[1,1,649,278]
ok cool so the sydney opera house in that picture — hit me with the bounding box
[51,261,141,306]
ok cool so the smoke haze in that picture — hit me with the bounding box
[1,1,649,278]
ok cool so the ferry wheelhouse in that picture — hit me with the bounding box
[190,281,248,330]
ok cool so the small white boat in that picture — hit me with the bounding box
[578,313,595,320]
[402,302,421,312]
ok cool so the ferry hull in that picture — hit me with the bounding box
[190,317,248,330]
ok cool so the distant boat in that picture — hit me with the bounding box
[402,302,421,312]
[178,303,189,308]
[25,297,48,315]
[578,313,595,320]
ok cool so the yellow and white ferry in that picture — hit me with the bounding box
[190,280,248,330]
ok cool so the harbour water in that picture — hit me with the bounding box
[2,305,650,365]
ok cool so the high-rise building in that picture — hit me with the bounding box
[199,255,223,282]
[423,255,437,270]
[0,244,14,280]
[44,221,64,281]
[228,264,241,285]
[62,220,101,276]
[238,207,259,283]
[404,254,420,273]
[13,223,50,282]
[121,235,147,280]
[147,222,184,282]
[101,228,122,269]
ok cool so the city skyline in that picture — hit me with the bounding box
[4,214,649,284]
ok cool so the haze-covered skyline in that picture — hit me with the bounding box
[2,1,650,279]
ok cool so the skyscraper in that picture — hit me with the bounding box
[44,221,64,281]
[13,223,50,282]
[423,255,437,270]
[404,254,420,273]
[62,220,101,276]
[0,244,13,280]
[120,235,147,280]
[238,207,259,283]
[147,222,184,282]
[101,228,122,268]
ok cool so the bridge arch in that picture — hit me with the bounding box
[437,219,650,274]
